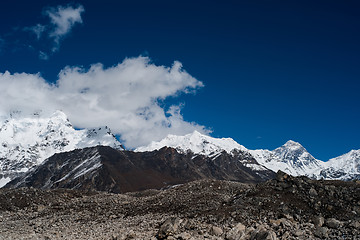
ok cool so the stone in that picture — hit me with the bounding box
[326,205,333,211]
[226,223,246,240]
[326,218,341,229]
[280,232,289,240]
[157,217,182,239]
[279,218,292,228]
[314,227,328,238]
[233,223,246,232]
[245,227,255,235]
[309,188,317,197]
[211,226,223,236]
[294,230,304,237]
[267,231,277,240]
[350,221,360,229]
[125,230,136,239]
[250,225,277,240]
[313,216,324,227]
[276,171,289,182]
[176,232,192,240]
[269,219,282,227]
[37,205,46,212]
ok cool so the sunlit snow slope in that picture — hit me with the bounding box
[318,150,360,180]
[0,110,122,187]
[136,130,247,157]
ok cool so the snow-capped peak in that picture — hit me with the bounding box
[136,131,360,181]
[282,140,304,150]
[273,140,312,162]
[136,130,247,157]
[0,110,122,187]
[49,110,69,121]
[250,140,324,177]
[327,149,360,169]
[136,132,323,176]
[318,149,360,180]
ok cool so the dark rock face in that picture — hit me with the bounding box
[5,146,275,193]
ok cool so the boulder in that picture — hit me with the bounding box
[250,225,277,240]
[309,188,318,197]
[313,216,325,227]
[314,226,328,238]
[325,218,342,229]
[157,217,182,239]
[226,223,246,240]
[276,171,289,182]
[211,226,223,236]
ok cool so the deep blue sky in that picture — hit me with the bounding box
[0,0,359,160]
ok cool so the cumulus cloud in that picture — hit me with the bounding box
[45,4,84,52]
[0,57,208,148]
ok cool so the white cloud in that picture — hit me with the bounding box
[0,57,208,148]
[24,24,46,40]
[45,4,84,52]
[39,51,49,60]
[22,4,84,57]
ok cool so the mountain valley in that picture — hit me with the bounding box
[0,111,359,239]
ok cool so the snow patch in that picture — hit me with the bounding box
[0,177,11,188]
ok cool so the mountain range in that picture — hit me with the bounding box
[1,110,359,190]
[5,145,275,193]
[0,110,122,187]
[136,131,360,181]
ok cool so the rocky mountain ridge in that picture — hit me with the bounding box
[5,145,275,193]
[1,110,359,191]
[0,110,122,187]
[137,131,360,181]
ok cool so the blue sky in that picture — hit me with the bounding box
[0,0,359,160]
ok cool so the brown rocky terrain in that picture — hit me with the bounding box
[5,146,274,193]
[0,171,359,239]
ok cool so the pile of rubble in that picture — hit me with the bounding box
[0,171,359,239]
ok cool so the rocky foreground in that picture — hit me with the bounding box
[0,172,359,240]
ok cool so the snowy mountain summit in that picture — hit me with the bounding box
[250,140,324,177]
[0,110,122,187]
[138,131,360,181]
[319,150,360,180]
[136,130,247,157]
[136,131,321,174]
